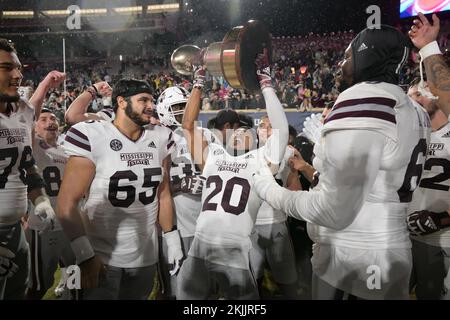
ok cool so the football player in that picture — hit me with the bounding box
[253,26,431,299]
[250,115,301,299]
[25,109,75,300]
[155,86,205,299]
[177,48,289,300]
[406,79,450,299]
[56,79,182,299]
[0,39,56,300]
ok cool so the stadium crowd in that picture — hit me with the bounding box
[18,27,439,130]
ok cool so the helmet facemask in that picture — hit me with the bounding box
[156,86,190,127]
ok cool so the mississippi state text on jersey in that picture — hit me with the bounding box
[0,99,35,222]
[63,120,174,268]
[410,122,450,247]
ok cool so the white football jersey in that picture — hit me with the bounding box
[30,137,67,230]
[0,99,35,222]
[170,127,202,238]
[255,146,294,225]
[63,120,174,268]
[410,122,450,247]
[192,143,272,269]
[96,108,115,121]
[309,82,431,250]
[307,82,430,299]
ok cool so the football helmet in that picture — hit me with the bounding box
[156,86,190,127]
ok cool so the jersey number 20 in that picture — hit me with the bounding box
[202,175,250,215]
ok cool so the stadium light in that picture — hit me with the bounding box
[147,3,180,13]
[42,8,108,16]
[2,11,34,18]
[113,6,142,14]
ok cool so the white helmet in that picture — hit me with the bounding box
[156,86,190,127]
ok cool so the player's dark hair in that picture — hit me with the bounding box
[112,78,154,112]
[209,109,241,130]
[0,38,16,53]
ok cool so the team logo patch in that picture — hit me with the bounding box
[213,149,224,156]
[110,139,123,151]
[148,141,156,148]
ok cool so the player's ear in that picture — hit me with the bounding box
[117,96,127,110]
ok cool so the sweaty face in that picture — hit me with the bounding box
[257,117,272,145]
[408,84,438,118]
[35,112,59,143]
[228,127,255,153]
[0,51,23,103]
[171,102,186,125]
[125,93,155,127]
[336,45,353,92]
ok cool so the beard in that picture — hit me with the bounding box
[0,93,20,103]
[125,103,150,127]
[425,101,439,119]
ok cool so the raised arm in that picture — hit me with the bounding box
[29,70,65,118]
[255,49,289,172]
[182,66,209,171]
[409,13,450,117]
[64,81,112,125]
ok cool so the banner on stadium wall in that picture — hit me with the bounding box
[198,110,320,133]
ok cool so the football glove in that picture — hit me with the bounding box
[302,113,323,145]
[163,229,183,275]
[28,196,56,232]
[0,246,18,280]
[193,65,206,89]
[180,175,205,195]
[407,210,450,236]
[255,48,273,90]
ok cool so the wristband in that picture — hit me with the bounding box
[85,87,97,100]
[71,236,95,264]
[164,225,177,234]
[419,41,442,60]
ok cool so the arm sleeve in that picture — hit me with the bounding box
[263,129,385,230]
[262,87,289,165]
[63,123,95,163]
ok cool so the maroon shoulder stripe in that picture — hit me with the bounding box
[167,140,175,150]
[65,135,91,152]
[333,97,396,111]
[102,109,112,117]
[68,127,90,142]
[325,110,396,124]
